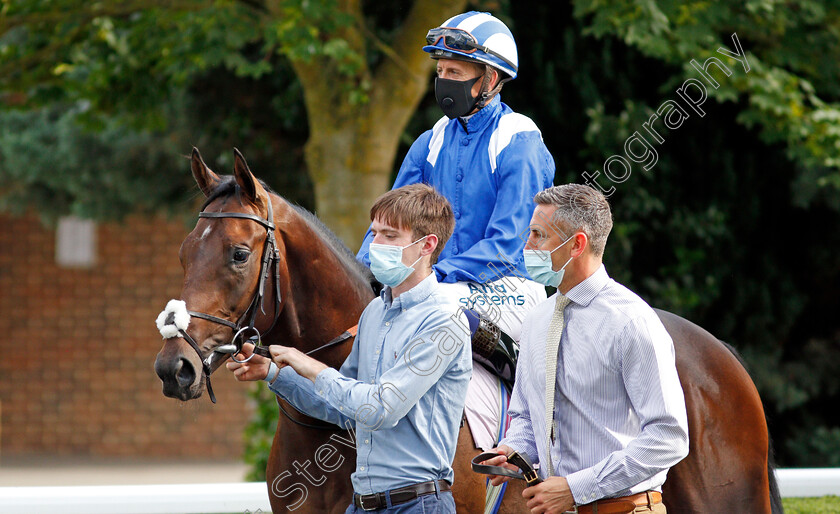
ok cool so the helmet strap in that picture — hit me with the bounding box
[476,65,507,109]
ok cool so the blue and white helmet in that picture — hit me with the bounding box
[423,11,519,80]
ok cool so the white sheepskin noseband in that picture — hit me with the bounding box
[156,299,191,339]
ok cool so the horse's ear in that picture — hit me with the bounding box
[233,148,266,204]
[191,147,222,197]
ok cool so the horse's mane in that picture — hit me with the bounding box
[202,177,375,291]
[288,203,375,289]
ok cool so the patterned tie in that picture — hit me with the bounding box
[544,294,571,477]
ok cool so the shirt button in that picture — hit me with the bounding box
[365,439,369,444]
[385,321,391,326]
[360,466,365,471]
[455,212,461,220]
[318,390,324,396]
[460,138,469,146]
[376,349,380,354]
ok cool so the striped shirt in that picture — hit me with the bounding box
[500,265,689,504]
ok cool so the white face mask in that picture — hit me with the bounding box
[368,235,429,287]
[522,234,574,287]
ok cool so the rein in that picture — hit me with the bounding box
[274,325,358,430]
[159,197,358,409]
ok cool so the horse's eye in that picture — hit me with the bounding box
[233,249,250,264]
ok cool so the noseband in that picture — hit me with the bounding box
[190,198,283,357]
[161,199,282,404]
[158,196,359,406]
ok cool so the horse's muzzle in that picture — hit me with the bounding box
[154,350,200,401]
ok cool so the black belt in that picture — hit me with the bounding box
[353,480,451,511]
[471,451,543,487]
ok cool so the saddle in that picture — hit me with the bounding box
[464,309,518,389]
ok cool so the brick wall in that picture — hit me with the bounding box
[0,213,254,459]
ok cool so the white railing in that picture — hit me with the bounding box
[1,469,838,514]
[0,482,271,514]
[777,468,840,498]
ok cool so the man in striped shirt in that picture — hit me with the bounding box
[485,184,689,514]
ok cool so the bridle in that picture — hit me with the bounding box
[172,197,282,404]
[167,195,357,409]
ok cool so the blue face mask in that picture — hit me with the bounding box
[369,235,429,288]
[523,234,575,287]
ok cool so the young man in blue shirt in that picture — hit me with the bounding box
[227,183,471,513]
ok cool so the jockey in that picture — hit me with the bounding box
[356,18,555,505]
[357,11,555,348]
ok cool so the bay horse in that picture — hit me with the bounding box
[154,148,782,513]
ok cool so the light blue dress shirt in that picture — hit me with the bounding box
[500,265,689,504]
[265,273,472,495]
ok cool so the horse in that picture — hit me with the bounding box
[154,148,782,514]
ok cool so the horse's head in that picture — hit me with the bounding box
[154,148,286,401]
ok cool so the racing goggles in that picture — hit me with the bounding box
[426,27,517,73]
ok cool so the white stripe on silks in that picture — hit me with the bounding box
[427,116,449,167]
[456,12,496,33]
[483,33,517,67]
[488,113,541,173]
[543,294,571,478]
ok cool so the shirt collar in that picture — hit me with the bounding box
[458,95,501,133]
[381,272,438,310]
[565,264,609,307]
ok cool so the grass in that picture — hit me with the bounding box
[782,496,840,513]
[221,496,840,513]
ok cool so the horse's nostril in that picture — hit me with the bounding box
[175,357,196,389]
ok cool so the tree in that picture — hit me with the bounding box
[0,0,467,243]
[501,0,840,467]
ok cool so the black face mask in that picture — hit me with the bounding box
[434,76,482,119]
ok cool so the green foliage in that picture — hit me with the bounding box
[242,382,279,482]
[0,0,364,128]
[573,0,840,195]
[0,104,191,223]
[787,426,840,468]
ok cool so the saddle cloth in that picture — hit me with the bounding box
[436,276,546,450]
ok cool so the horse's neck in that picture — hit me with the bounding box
[269,200,373,368]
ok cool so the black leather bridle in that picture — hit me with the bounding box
[175,197,357,408]
[177,198,282,404]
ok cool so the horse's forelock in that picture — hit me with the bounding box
[200,176,274,212]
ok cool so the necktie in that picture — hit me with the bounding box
[544,294,571,477]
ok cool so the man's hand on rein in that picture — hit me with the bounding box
[226,342,270,381]
[269,345,329,383]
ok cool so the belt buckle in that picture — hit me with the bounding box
[563,507,578,514]
[523,470,539,483]
[358,494,379,512]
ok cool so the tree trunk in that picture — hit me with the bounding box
[305,120,397,249]
[283,0,468,249]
